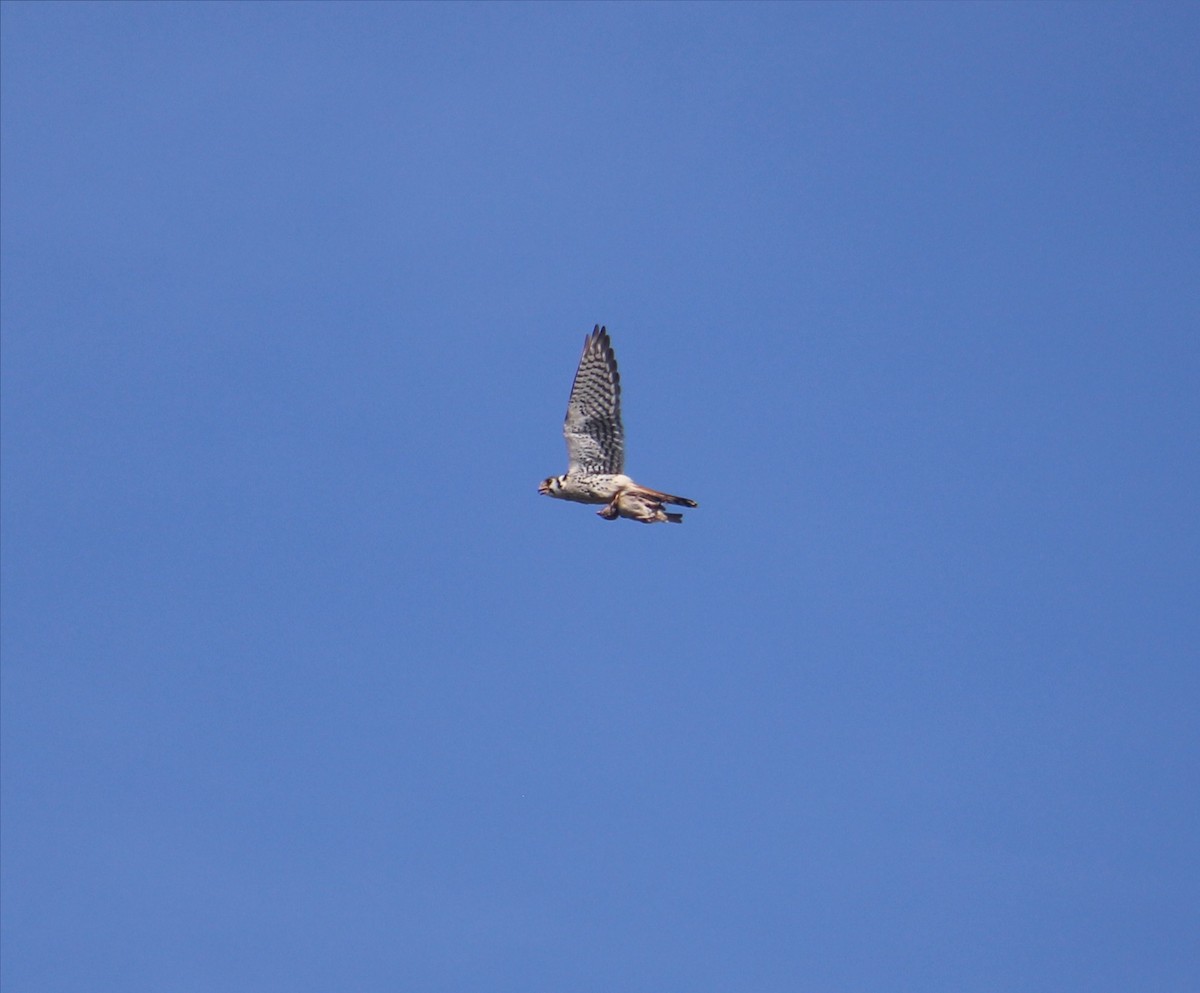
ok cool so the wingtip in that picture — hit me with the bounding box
[585,325,615,364]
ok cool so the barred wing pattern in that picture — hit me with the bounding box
[564,325,624,474]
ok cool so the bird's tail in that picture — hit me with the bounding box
[634,506,683,524]
[637,486,698,508]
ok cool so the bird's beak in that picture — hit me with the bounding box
[537,481,550,495]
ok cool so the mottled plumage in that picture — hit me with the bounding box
[564,327,624,474]
[538,325,698,525]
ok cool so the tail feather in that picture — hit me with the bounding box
[664,495,698,508]
[638,486,698,508]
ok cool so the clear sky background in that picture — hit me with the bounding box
[2,3,1197,991]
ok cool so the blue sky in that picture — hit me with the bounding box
[2,2,1197,990]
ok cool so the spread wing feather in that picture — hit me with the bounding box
[563,325,624,474]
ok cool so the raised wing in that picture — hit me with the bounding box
[563,325,624,474]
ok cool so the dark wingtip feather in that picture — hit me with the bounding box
[589,325,619,394]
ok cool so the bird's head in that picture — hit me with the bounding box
[538,476,562,497]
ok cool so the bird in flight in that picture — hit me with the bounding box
[538,325,698,524]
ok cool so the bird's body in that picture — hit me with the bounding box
[541,472,635,504]
[538,326,697,524]
[600,488,687,525]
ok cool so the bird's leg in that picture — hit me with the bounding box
[597,492,623,520]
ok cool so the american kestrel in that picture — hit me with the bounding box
[538,325,698,524]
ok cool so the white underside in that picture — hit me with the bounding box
[552,473,635,504]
